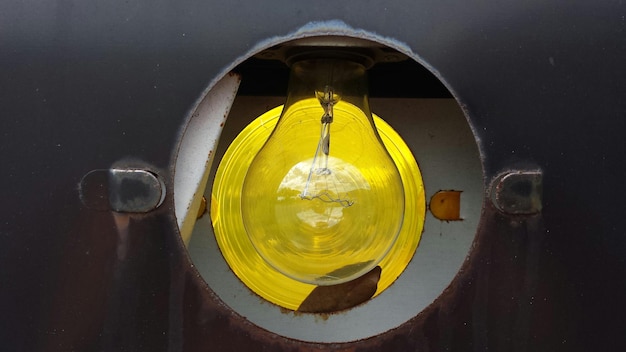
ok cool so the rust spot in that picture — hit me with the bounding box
[279,306,294,315]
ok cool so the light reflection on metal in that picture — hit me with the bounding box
[490,170,543,215]
[79,168,165,213]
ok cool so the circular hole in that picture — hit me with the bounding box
[176,33,483,343]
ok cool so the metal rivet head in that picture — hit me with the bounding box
[490,170,543,215]
[80,169,165,213]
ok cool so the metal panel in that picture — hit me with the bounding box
[1,1,624,351]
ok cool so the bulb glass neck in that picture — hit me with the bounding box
[283,58,371,120]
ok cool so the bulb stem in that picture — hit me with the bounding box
[299,86,353,207]
[301,121,331,198]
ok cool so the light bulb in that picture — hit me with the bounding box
[241,57,405,285]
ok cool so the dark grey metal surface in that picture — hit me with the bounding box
[1,1,625,351]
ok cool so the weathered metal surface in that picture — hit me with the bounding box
[491,171,543,215]
[80,168,165,213]
[1,1,625,351]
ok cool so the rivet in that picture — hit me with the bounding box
[490,170,543,215]
[79,168,165,213]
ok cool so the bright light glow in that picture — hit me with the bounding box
[211,105,425,310]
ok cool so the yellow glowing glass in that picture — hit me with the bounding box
[211,105,425,310]
[242,58,406,286]
[243,101,404,285]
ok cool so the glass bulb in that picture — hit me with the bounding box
[241,58,405,285]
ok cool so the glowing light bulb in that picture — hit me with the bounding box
[241,58,405,285]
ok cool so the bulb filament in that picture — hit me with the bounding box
[300,86,354,207]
